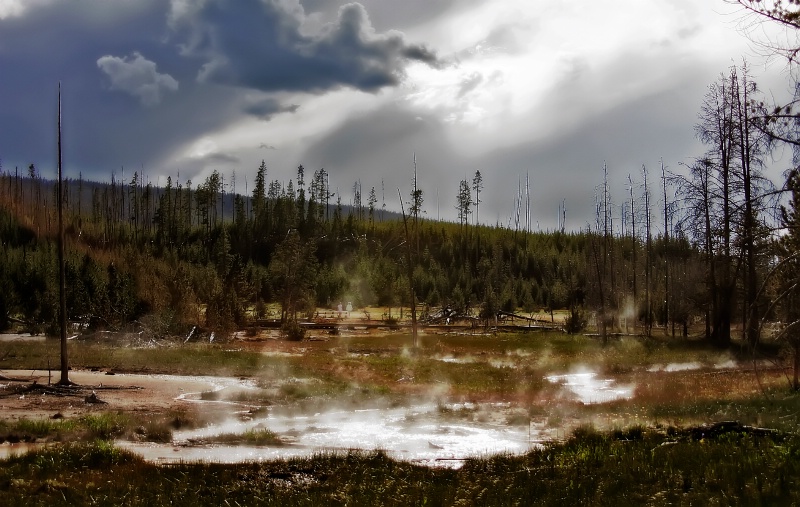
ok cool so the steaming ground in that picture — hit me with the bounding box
[546,370,635,404]
[0,331,783,466]
[122,401,538,467]
[116,359,742,466]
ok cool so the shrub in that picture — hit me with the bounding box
[80,413,129,440]
[565,306,587,334]
[281,319,305,341]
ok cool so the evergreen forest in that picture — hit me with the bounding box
[1,62,799,355]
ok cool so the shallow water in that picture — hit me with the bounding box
[647,362,703,372]
[647,360,751,372]
[121,402,536,467]
[0,333,46,343]
[434,356,475,364]
[2,368,638,466]
[122,367,637,466]
[0,442,46,460]
[546,371,634,404]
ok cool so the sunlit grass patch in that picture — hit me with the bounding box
[0,417,79,443]
[80,412,131,440]
[0,412,178,445]
[205,427,284,446]
[13,418,76,438]
[3,429,800,505]
[0,340,283,377]
[648,388,800,433]
[278,381,320,401]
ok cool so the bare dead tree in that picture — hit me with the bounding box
[643,164,653,337]
[56,83,71,386]
[661,159,671,336]
[398,188,418,349]
[728,0,800,64]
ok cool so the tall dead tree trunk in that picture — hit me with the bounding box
[628,174,638,335]
[643,165,653,337]
[57,83,71,386]
[398,189,418,349]
[734,65,761,347]
[661,159,671,336]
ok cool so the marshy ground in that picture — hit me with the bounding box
[1,326,799,504]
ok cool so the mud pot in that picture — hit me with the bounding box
[116,370,638,467]
[1,331,778,468]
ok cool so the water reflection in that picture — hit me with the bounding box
[546,371,634,404]
[0,442,46,460]
[0,333,46,343]
[3,368,638,466]
[647,362,703,372]
[122,402,535,467]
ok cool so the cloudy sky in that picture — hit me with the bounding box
[0,0,794,230]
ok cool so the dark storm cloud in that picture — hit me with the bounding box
[0,0,438,182]
[0,0,202,179]
[243,98,300,120]
[171,0,440,93]
[0,0,758,234]
[196,152,241,165]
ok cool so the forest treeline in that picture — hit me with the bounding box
[1,62,799,351]
[0,161,598,334]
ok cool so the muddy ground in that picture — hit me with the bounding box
[0,369,225,422]
[0,324,794,465]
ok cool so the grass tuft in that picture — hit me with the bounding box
[207,428,283,446]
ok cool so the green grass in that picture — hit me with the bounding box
[207,428,283,446]
[0,418,78,442]
[0,341,283,377]
[0,412,179,444]
[0,330,767,381]
[2,331,799,504]
[1,429,798,506]
[647,388,800,433]
[79,413,131,440]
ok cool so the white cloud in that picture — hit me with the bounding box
[97,52,179,106]
[0,0,53,19]
[395,0,756,158]
[0,0,24,19]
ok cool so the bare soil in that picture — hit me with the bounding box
[0,370,220,422]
